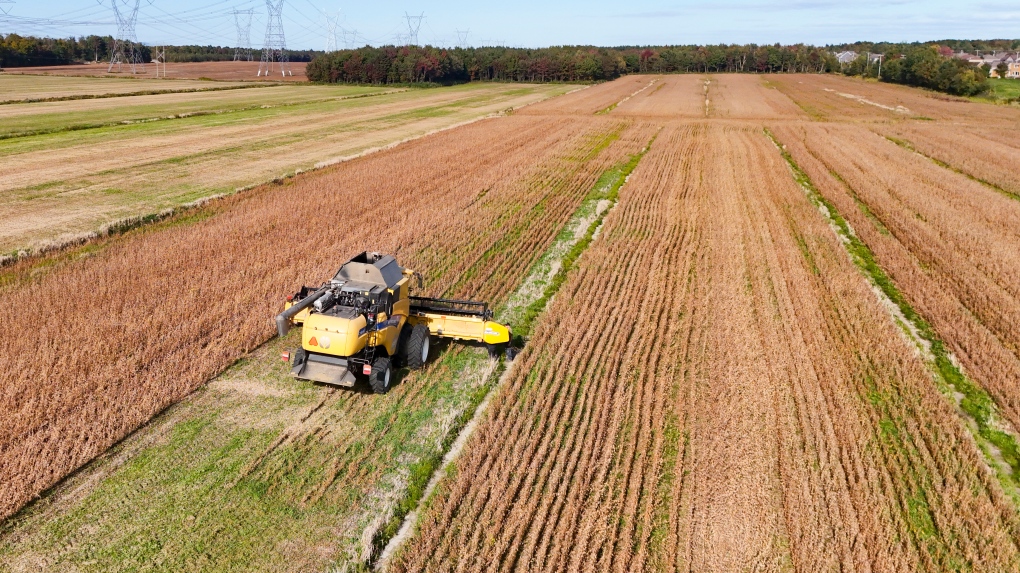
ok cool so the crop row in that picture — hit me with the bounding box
[772,123,1020,448]
[393,123,1020,572]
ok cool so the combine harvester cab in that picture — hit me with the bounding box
[275,252,512,394]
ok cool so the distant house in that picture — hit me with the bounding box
[996,54,1020,79]
[953,51,1020,78]
[980,52,1020,78]
[952,51,981,63]
[835,51,857,64]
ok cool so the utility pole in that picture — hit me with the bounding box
[258,0,292,77]
[455,29,469,48]
[404,12,424,46]
[321,9,340,53]
[0,1,15,16]
[232,9,254,62]
[104,0,145,74]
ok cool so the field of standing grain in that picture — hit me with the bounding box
[2,71,1020,573]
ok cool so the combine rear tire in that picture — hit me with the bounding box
[369,356,392,394]
[405,324,430,370]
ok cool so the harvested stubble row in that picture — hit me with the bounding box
[0,113,652,522]
[773,122,1020,436]
[393,123,1020,572]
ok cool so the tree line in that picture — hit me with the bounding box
[305,44,842,84]
[0,34,320,68]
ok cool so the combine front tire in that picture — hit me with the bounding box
[405,324,430,370]
[369,356,392,394]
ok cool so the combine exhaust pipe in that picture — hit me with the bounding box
[275,286,330,338]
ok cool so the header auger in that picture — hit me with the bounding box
[276,252,513,394]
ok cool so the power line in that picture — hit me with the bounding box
[0,1,16,16]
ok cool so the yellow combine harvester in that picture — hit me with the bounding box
[275,252,513,394]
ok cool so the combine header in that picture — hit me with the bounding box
[275,252,512,394]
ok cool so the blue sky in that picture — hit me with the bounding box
[1,1,1018,49]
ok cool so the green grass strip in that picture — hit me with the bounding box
[766,128,1020,489]
[365,359,504,569]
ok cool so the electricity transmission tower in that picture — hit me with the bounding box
[404,12,424,46]
[321,9,340,52]
[104,0,145,74]
[151,45,166,77]
[258,0,292,77]
[232,9,254,61]
[455,29,469,48]
[0,1,15,16]
[342,28,358,50]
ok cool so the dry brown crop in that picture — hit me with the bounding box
[608,75,705,117]
[772,121,1020,434]
[393,122,1020,573]
[708,74,807,119]
[881,123,1020,197]
[519,76,655,115]
[769,73,1020,123]
[0,111,652,522]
